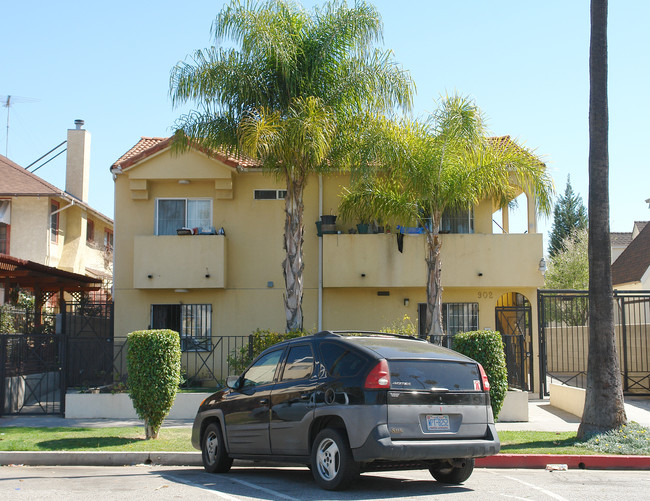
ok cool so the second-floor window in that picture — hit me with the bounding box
[104,228,113,250]
[51,201,60,243]
[155,198,212,235]
[440,208,474,234]
[87,219,94,243]
[0,200,10,254]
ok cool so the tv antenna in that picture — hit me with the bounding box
[2,95,40,157]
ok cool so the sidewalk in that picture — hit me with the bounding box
[2,397,650,469]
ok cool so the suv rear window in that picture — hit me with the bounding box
[319,342,366,377]
[389,360,481,391]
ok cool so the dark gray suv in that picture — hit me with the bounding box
[191,331,500,490]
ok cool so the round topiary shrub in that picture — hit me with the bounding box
[127,329,181,439]
[453,330,508,419]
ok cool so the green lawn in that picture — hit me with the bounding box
[2,424,649,455]
[0,427,193,452]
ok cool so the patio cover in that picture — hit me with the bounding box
[0,253,101,294]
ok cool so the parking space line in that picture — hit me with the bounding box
[163,473,242,501]
[165,471,297,501]
[226,475,297,501]
[497,473,570,501]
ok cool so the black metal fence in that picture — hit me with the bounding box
[1,301,255,415]
[108,334,252,389]
[538,289,650,397]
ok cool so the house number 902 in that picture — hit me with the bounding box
[477,291,493,299]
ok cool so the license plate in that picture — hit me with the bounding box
[426,414,450,431]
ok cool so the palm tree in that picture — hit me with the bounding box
[169,0,414,332]
[339,95,554,339]
[577,0,626,439]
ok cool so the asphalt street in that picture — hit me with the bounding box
[1,465,650,501]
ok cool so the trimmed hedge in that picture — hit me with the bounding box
[453,330,508,419]
[127,329,181,439]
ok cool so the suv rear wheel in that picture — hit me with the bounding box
[429,458,474,484]
[311,428,359,490]
[201,422,233,473]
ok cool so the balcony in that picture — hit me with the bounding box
[133,235,226,289]
[322,233,544,288]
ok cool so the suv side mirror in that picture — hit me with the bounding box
[226,375,241,390]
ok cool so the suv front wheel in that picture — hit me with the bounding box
[429,458,475,484]
[311,428,359,490]
[201,422,233,473]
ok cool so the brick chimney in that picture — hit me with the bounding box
[65,119,91,202]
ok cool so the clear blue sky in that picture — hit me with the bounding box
[2,1,649,248]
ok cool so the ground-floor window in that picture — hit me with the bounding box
[418,302,479,338]
[443,302,479,335]
[150,303,212,351]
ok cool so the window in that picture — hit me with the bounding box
[155,199,212,235]
[242,350,283,387]
[389,360,481,391]
[440,208,474,234]
[87,219,94,243]
[0,200,9,254]
[0,223,8,254]
[50,201,60,243]
[443,303,479,335]
[281,345,314,381]
[151,304,212,351]
[254,189,286,200]
[104,228,113,250]
[319,342,366,377]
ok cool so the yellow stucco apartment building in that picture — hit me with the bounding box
[111,137,546,392]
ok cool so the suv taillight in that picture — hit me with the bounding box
[478,363,490,392]
[364,359,390,389]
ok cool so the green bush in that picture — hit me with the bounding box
[380,314,418,337]
[453,330,508,419]
[227,328,305,374]
[127,329,181,439]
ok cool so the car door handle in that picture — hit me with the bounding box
[259,398,269,405]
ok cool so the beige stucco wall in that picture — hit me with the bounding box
[4,195,112,282]
[6,196,50,263]
[113,147,546,392]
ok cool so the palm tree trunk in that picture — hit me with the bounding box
[577,0,626,438]
[425,222,444,341]
[283,174,305,332]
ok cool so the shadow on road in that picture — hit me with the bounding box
[157,466,473,499]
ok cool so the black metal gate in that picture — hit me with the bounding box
[495,293,533,391]
[538,290,650,398]
[0,332,62,415]
[0,301,114,416]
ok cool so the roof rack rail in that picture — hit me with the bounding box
[330,330,426,341]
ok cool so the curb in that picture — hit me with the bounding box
[0,451,202,467]
[2,451,650,470]
[476,454,650,470]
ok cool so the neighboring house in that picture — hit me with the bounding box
[111,137,548,392]
[612,221,650,290]
[0,121,114,303]
[611,221,648,264]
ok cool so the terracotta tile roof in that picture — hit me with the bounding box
[611,232,633,247]
[612,222,650,286]
[0,154,113,224]
[111,137,259,171]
